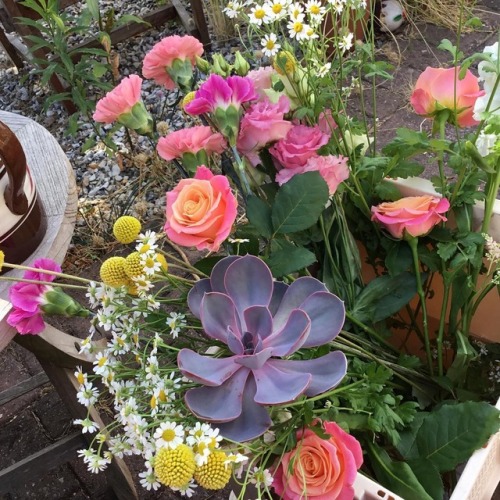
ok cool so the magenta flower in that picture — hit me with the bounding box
[7,258,89,335]
[185,75,257,145]
[7,258,61,335]
[178,255,347,441]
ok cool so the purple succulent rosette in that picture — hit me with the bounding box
[178,255,347,442]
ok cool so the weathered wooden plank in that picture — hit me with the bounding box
[0,432,85,494]
[0,371,49,405]
[0,24,24,67]
[190,0,211,48]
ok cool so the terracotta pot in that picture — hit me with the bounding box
[0,120,46,270]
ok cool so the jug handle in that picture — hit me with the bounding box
[0,120,29,215]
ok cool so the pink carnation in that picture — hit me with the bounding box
[270,124,330,170]
[93,75,143,124]
[184,74,257,115]
[142,35,203,89]
[157,126,226,161]
[237,96,292,166]
[277,155,349,194]
[7,258,61,335]
[318,109,338,134]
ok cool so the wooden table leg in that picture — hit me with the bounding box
[14,329,139,500]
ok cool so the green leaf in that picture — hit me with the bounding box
[375,180,402,201]
[389,159,425,179]
[267,242,317,277]
[446,330,477,385]
[385,241,412,275]
[246,195,273,239]
[397,401,500,472]
[367,442,433,500]
[92,62,109,78]
[86,0,100,23]
[114,14,150,28]
[407,460,444,500]
[271,172,329,234]
[193,256,224,276]
[351,272,418,323]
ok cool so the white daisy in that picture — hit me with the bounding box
[288,19,308,40]
[74,417,99,434]
[138,469,161,491]
[249,4,272,25]
[305,0,326,21]
[288,2,305,20]
[77,382,99,406]
[223,0,244,18]
[171,479,198,497]
[338,32,354,53]
[261,33,281,57]
[154,422,184,449]
[265,0,289,19]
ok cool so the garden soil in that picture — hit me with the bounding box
[1,1,500,498]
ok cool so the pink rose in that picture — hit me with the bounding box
[247,66,275,100]
[269,124,330,170]
[142,35,203,89]
[273,421,363,500]
[237,96,293,166]
[164,166,238,251]
[371,195,450,239]
[93,75,142,124]
[276,155,349,194]
[410,67,483,127]
[157,126,226,161]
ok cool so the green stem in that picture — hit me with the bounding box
[1,262,92,284]
[0,277,86,289]
[345,311,400,354]
[408,237,434,375]
[231,146,251,196]
[436,274,451,377]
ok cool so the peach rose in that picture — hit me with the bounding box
[371,195,450,239]
[273,421,363,500]
[410,67,483,127]
[164,166,237,251]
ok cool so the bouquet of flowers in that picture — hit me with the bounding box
[2,1,500,498]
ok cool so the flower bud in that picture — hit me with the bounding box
[211,54,232,77]
[41,288,90,318]
[195,55,211,74]
[233,51,250,76]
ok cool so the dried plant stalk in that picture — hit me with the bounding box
[204,0,236,41]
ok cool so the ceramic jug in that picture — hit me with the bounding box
[0,120,47,270]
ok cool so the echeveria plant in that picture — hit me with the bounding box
[178,255,347,441]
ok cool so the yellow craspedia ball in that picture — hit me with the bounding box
[182,91,197,111]
[155,253,168,272]
[113,216,141,244]
[155,445,196,488]
[273,50,296,76]
[100,257,129,287]
[0,250,4,271]
[124,252,144,278]
[194,451,231,490]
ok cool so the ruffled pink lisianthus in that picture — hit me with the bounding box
[270,124,330,170]
[277,155,349,194]
[410,67,483,127]
[93,75,143,124]
[142,35,203,89]
[184,74,257,115]
[237,95,292,166]
[157,126,226,161]
[247,66,275,100]
[7,258,61,335]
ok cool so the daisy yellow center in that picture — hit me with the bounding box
[76,372,85,384]
[194,451,231,490]
[98,357,107,367]
[139,244,151,254]
[266,39,276,49]
[293,21,303,33]
[310,5,320,14]
[159,389,167,402]
[272,4,282,13]
[144,257,155,269]
[150,395,157,409]
[254,8,265,18]
[162,429,176,442]
[307,28,315,36]
[155,445,196,488]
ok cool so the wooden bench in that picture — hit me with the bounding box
[0,111,138,499]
